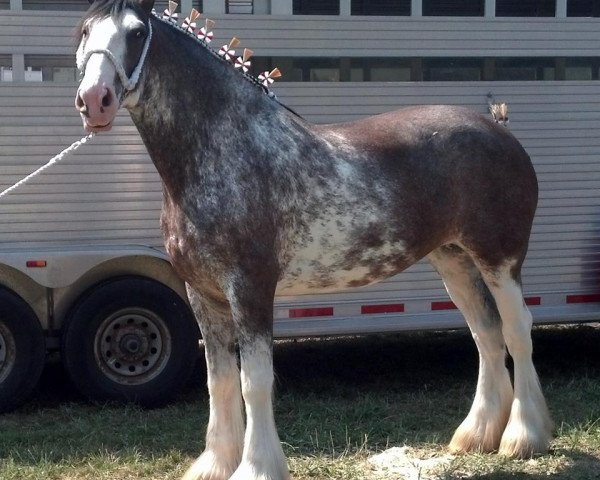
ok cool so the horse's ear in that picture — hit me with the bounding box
[138,0,155,13]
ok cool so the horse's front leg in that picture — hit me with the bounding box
[227,277,290,480]
[183,286,244,480]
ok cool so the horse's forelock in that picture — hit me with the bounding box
[76,0,148,45]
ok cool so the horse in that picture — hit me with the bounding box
[74,1,553,478]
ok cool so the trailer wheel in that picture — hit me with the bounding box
[62,277,199,407]
[0,288,46,413]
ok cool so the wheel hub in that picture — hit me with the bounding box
[121,334,142,354]
[94,309,171,385]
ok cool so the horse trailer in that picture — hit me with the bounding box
[1,1,600,412]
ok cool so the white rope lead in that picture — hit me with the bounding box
[0,132,96,200]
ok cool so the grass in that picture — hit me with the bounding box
[0,324,599,479]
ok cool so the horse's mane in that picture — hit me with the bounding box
[77,0,303,119]
[87,0,145,20]
[153,10,303,119]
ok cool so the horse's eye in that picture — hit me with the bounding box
[129,27,146,40]
[82,26,89,37]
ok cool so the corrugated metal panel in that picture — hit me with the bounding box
[1,7,599,327]
[0,82,162,249]
[1,81,600,308]
[2,11,600,57]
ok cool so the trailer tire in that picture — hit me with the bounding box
[62,276,199,407]
[0,288,46,414]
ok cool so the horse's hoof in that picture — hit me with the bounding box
[449,426,500,454]
[181,450,239,480]
[498,425,551,458]
[228,460,290,480]
[498,394,553,458]
[448,411,509,454]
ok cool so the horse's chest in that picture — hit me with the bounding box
[160,200,208,286]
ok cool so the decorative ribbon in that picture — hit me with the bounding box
[235,48,253,73]
[153,2,283,93]
[197,19,215,43]
[258,68,282,87]
[162,0,179,23]
[182,8,200,33]
[490,102,509,125]
[219,37,240,61]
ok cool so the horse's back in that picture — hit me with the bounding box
[311,104,537,270]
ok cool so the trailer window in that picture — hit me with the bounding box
[494,58,556,80]
[567,0,600,17]
[22,0,88,10]
[0,0,8,10]
[565,58,600,80]
[293,0,339,15]
[0,55,11,82]
[24,55,77,82]
[351,0,411,16]
[423,58,484,81]
[225,0,252,14]
[423,0,484,16]
[300,58,341,81]
[351,58,414,81]
[496,0,555,17]
[255,56,600,82]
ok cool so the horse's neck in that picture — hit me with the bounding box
[129,19,292,193]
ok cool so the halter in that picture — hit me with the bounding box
[77,19,153,96]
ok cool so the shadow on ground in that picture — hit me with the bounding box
[3,323,600,479]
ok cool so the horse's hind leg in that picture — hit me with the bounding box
[428,246,513,453]
[182,286,244,480]
[477,261,553,457]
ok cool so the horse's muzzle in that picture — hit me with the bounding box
[75,83,118,132]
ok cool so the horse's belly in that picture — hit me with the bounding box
[275,220,410,296]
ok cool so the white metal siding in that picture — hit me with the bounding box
[2,11,600,57]
[1,81,599,307]
[0,84,161,248]
[1,10,599,333]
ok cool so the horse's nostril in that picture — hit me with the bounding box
[76,93,88,116]
[102,89,113,108]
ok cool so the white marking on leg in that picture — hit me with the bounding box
[483,266,553,457]
[182,302,244,480]
[450,323,513,453]
[230,336,289,480]
[429,251,512,453]
[183,362,245,480]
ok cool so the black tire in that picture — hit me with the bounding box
[0,288,46,413]
[61,276,199,407]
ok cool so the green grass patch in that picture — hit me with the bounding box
[1,325,599,479]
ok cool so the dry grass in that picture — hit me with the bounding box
[1,324,599,479]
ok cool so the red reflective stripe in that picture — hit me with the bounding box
[431,301,457,311]
[566,294,600,304]
[433,297,541,311]
[289,307,334,318]
[361,304,404,314]
[26,260,47,268]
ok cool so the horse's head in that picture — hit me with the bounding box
[75,0,155,132]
